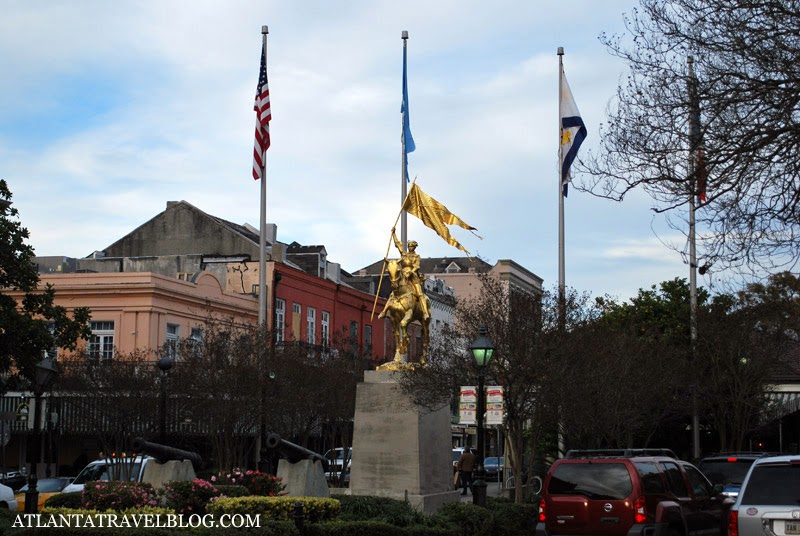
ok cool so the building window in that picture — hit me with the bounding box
[89,321,115,360]
[349,321,358,355]
[275,299,285,343]
[291,303,302,341]
[321,311,330,348]
[307,307,316,345]
[190,327,203,343]
[166,323,180,360]
[44,321,57,359]
[364,325,372,357]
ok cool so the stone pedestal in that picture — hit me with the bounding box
[348,370,460,513]
[276,459,330,498]
[141,460,196,489]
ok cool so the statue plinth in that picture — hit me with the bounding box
[345,370,460,513]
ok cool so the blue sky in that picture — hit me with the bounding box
[2,0,712,301]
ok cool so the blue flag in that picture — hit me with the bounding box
[402,44,415,182]
[560,69,587,197]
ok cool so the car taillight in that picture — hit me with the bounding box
[538,498,546,523]
[728,509,738,536]
[634,496,647,524]
[727,457,738,462]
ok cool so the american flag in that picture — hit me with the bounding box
[252,41,271,180]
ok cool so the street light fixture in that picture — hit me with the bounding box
[158,355,174,444]
[469,326,494,507]
[25,357,59,514]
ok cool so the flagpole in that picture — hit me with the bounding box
[687,55,700,460]
[401,30,409,249]
[557,47,566,329]
[258,25,269,326]
[370,196,410,321]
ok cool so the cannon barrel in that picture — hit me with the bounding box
[266,433,328,471]
[132,437,202,466]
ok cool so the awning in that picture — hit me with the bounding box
[768,391,800,419]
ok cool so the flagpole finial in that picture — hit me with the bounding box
[557,46,564,56]
[402,30,409,40]
[262,25,269,35]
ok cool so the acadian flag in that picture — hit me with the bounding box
[402,183,479,254]
[252,40,271,180]
[401,41,415,182]
[559,69,587,197]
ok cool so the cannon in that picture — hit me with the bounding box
[266,433,328,471]
[132,437,203,467]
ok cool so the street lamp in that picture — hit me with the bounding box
[25,357,59,514]
[470,326,494,507]
[158,355,174,444]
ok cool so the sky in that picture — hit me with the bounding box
[1,0,710,302]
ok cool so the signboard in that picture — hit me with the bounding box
[460,385,505,426]
[459,386,477,425]
[486,386,505,426]
[15,403,29,423]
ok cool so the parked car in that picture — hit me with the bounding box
[324,447,352,484]
[14,477,72,511]
[697,452,776,498]
[0,482,18,511]
[0,469,27,491]
[483,456,504,482]
[727,454,800,536]
[62,456,153,493]
[452,448,465,472]
[535,448,733,536]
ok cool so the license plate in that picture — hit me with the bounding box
[786,521,800,535]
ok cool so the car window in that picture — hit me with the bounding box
[698,458,754,485]
[635,462,666,493]
[683,465,711,498]
[548,463,633,500]
[740,463,800,505]
[661,462,690,497]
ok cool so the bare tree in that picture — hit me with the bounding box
[398,275,598,503]
[582,0,800,277]
[172,321,263,470]
[58,350,159,480]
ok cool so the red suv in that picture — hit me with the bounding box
[535,449,733,536]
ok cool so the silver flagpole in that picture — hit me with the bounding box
[258,25,269,326]
[557,46,566,459]
[401,30,409,248]
[557,47,566,326]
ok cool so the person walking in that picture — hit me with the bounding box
[456,448,477,495]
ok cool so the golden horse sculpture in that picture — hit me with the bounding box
[377,258,431,370]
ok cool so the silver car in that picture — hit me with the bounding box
[729,454,800,536]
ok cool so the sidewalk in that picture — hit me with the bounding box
[458,479,505,502]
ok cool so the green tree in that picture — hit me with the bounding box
[0,179,90,391]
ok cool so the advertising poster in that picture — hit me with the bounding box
[486,386,504,426]
[459,386,477,425]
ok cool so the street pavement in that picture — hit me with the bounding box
[458,479,505,502]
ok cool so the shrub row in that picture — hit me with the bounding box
[17,483,536,536]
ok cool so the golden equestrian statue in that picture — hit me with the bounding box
[377,230,432,368]
[373,182,480,371]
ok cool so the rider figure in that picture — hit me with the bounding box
[378,229,430,321]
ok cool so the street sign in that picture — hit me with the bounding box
[15,403,29,423]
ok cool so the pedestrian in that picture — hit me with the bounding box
[456,448,476,495]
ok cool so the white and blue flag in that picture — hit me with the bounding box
[560,70,586,197]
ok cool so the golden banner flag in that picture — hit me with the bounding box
[402,183,479,254]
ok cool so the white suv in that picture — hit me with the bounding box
[727,454,800,536]
[62,456,153,493]
[0,482,18,511]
